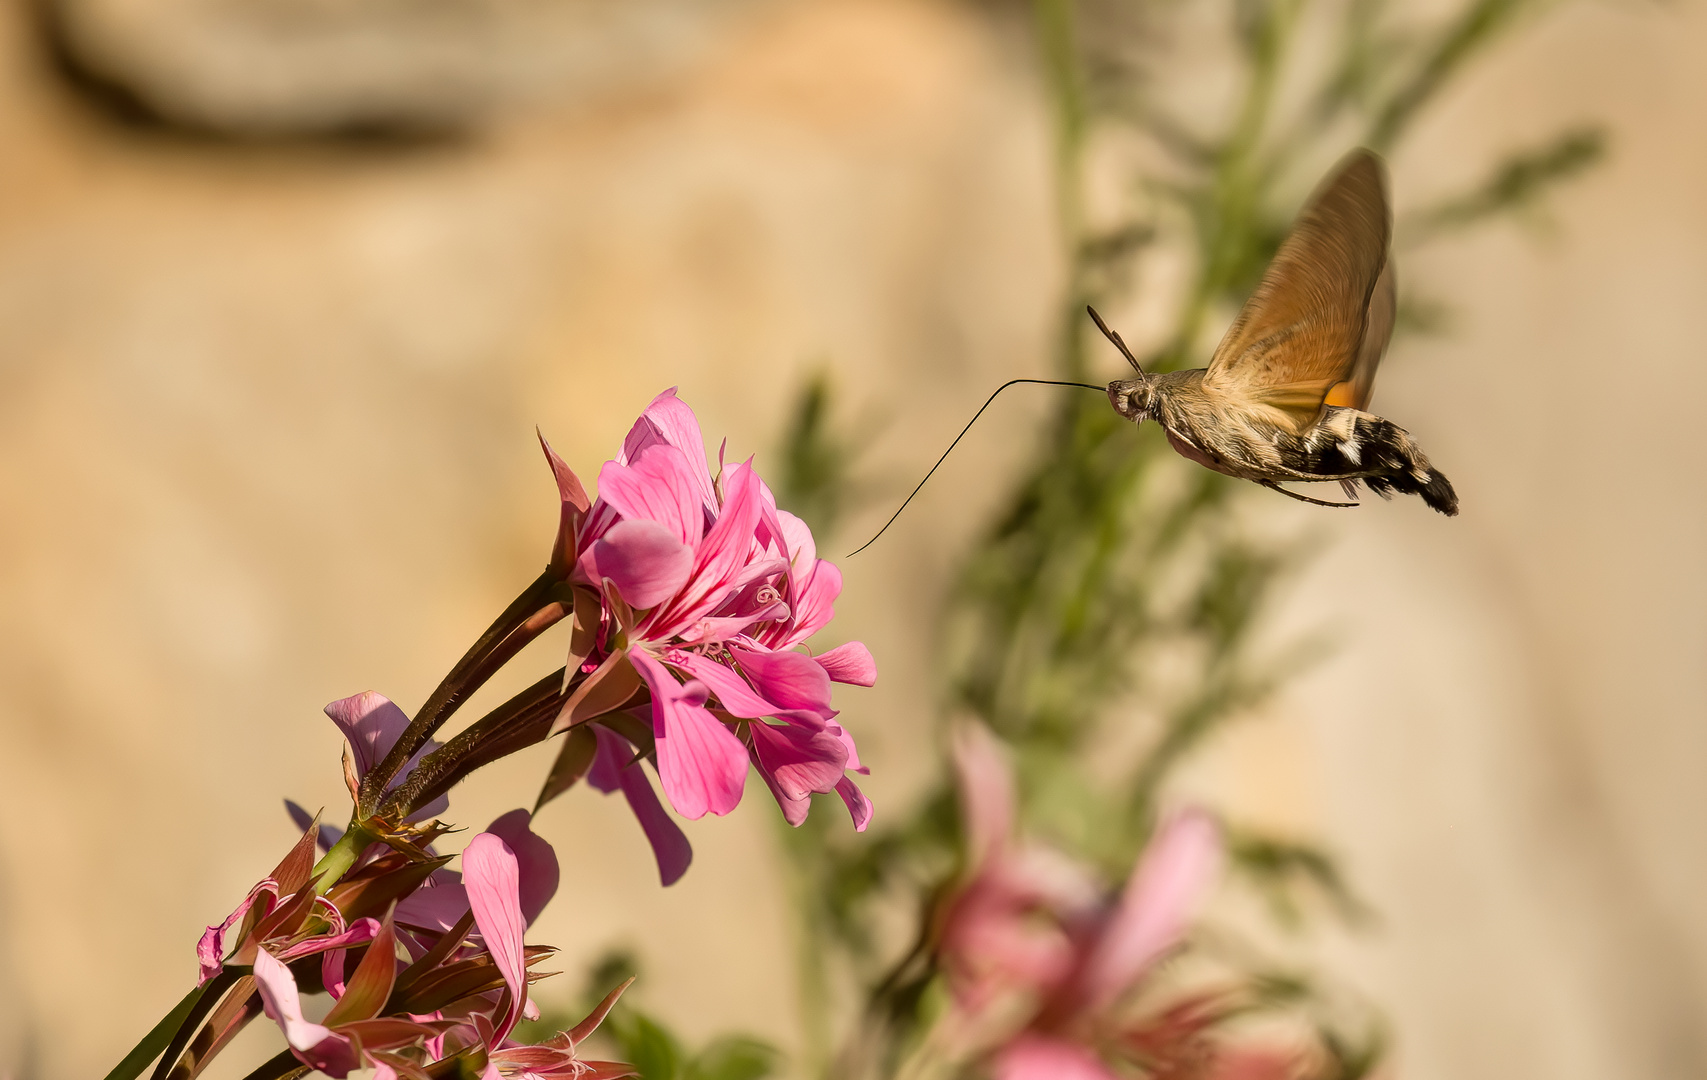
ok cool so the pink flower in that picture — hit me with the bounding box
[937,723,1225,1079]
[539,389,876,872]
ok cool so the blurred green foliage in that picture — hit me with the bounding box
[765,0,1603,1077]
[520,951,780,1080]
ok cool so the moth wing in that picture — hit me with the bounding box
[1204,149,1391,431]
[1325,256,1394,410]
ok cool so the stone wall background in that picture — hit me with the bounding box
[0,0,1702,1077]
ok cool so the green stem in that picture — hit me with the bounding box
[238,1050,310,1080]
[311,822,380,894]
[103,983,207,1080]
[147,970,242,1080]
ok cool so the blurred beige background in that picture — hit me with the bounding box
[0,0,1702,1077]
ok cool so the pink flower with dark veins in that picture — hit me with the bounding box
[540,389,876,868]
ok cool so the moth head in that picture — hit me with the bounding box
[1107,377,1153,423]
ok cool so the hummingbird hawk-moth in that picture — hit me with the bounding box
[1093,149,1458,515]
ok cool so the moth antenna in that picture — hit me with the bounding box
[846,378,1107,558]
[1086,305,1144,375]
[1258,480,1362,509]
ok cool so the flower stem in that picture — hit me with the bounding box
[102,982,208,1080]
[311,821,379,893]
[237,1050,310,1080]
[357,567,564,815]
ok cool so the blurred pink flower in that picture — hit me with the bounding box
[938,723,1226,1080]
[540,388,875,863]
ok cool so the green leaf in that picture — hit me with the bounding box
[685,1036,778,1080]
[102,982,206,1080]
[621,1013,683,1080]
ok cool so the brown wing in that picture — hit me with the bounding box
[1325,256,1395,410]
[1204,149,1391,431]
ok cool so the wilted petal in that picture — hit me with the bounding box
[324,692,412,778]
[274,917,381,964]
[597,445,705,546]
[323,692,448,820]
[815,641,877,687]
[630,650,749,819]
[952,723,1016,868]
[464,833,528,1044]
[995,1035,1119,1080]
[483,810,560,926]
[579,519,694,611]
[253,947,357,1076]
[748,718,847,801]
[1080,808,1221,1010]
[197,879,277,984]
[731,645,833,718]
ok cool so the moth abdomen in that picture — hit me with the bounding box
[1295,409,1458,516]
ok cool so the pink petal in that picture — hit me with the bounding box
[995,1035,1120,1080]
[394,871,469,933]
[197,880,275,984]
[666,652,775,719]
[579,519,694,611]
[597,445,705,546]
[592,727,694,886]
[322,692,447,820]
[274,917,381,964]
[835,775,873,832]
[781,559,842,646]
[649,461,766,633]
[464,833,528,1044]
[748,718,848,801]
[252,946,336,1055]
[324,691,412,778]
[952,723,1016,868]
[630,650,748,819]
[483,810,560,926]
[815,641,877,687]
[618,388,717,514]
[776,510,816,574]
[731,645,833,718]
[1080,808,1222,1009]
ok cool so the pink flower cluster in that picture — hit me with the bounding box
[937,725,1309,1080]
[541,389,876,881]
